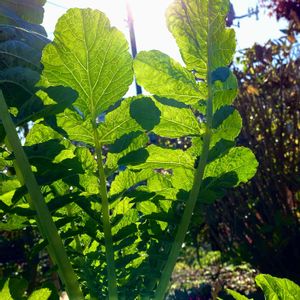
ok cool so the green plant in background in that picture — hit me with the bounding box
[0,0,259,299]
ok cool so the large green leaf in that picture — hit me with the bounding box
[255,274,300,300]
[120,145,195,170]
[99,97,143,144]
[106,132,149,172]
[28,288,51,300]
[109,169,154,197]
[212,70,238,111]
[55,108,95,146]
[166,0,235,79]
[134,50,206,105]
[152,96,203,138]
[0,279,12,299]
[198,146,257,202]
[204,147,258,185]
[39,8,133,120]
[211,106,242,147]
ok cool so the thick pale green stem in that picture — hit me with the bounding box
[93,128,118,299]
[153,129,212,300]
[0,90,84,300]
[154,46,214,300]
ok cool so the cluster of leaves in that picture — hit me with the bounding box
[260,0,300,33]
[204,36,300,285]
[0,0,259,298]
[171,254,258,296]
[167,283,211,300]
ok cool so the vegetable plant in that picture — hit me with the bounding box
[0,0,259,299]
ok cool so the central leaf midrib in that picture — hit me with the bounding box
[82,11,94,120]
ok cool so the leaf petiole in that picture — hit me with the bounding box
[94,128,118,299]
[0,90,84,300]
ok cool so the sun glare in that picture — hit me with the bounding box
[44,0,287,64]
[124,0,181,59]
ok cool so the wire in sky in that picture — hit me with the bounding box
[47,1,68,10]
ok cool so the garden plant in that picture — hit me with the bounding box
[0,0,299,299]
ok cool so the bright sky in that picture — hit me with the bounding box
[43,0,288,54]
[42,0,287,95]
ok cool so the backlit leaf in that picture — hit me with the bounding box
[55,108,94,146]
[0,214,28,230]
[28,288,51,300]
[255,274,300,300]
[0,279,12,300]
[212,70,238,111]
[167,0,235,79]
[134,50,205,105]
[204,147,258,186]
[106,132,148,172]
[124,145,195,171]
[226,289,250,300]
[152,96,203,138]
[98,97,143,144]
[110,169,154,197]
[211,107,242,147]
[39,8,133,119]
